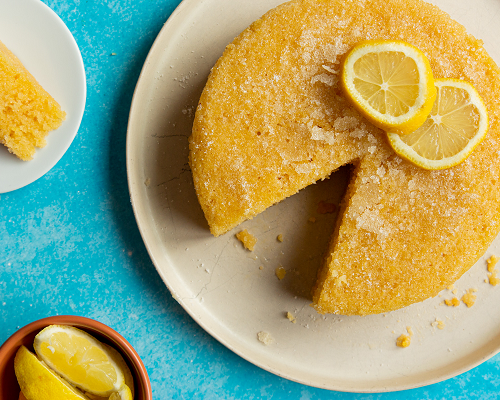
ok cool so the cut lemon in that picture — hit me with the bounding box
[33,325,126,397]
[86,344,135,400]
[14,345,90,400]
[109,385,133,400]
[341,40,436,135]
[387,78,488,170]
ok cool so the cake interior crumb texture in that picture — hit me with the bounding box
[0,40,66,161]
[189,0,500,315]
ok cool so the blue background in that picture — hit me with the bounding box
[1,0,500,398]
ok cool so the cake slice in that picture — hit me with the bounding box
[0,40,66,161]
[189,0,500,315]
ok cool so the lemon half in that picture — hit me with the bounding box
[341,40,436,135]
[387,78,488,170]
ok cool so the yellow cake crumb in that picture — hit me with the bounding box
[286,312,297,323]
[447,284,455,291]
[236,229,257,251]
[489,270,500,286]
[0,40,66,160]
[396,334,411,348]
[275,266,286,280]
[259,265,264,270]
[431,319,445,330]
[444,297,460,307]
[308,217,316,223]
[486,255,500,286]
[257,331,273,345]
[277,234,284,242]
[462,289,477,308]
[487,255,499,272]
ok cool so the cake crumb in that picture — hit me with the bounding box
[487,255,499,272]
[431,319,445,330]
[286,312,297,323]
[444,297,460,307]
[277,234,284,242]
[396,334,411,348]
[308,217,316,223]
[462,289,477,308]
[259,265,264,270]
[236,229,257,251]
[317,201,337,214]
[488,270,500,286]
[275,266,286,280]
[447,284,455,291]
[487,255,500,286]
[257,331,274,345]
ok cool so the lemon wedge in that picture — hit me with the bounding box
[14,345,90,400]
[85,344,135,400]
[387,78,488,170]
[109,385,133,400]
[33,325,126,397]
[341,40,436,135]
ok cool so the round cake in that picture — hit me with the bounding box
[189,0,500,315]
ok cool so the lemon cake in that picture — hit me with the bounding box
[0,40,66,161]
[189,0,500,315]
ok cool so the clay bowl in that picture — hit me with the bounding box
[0,315,152,400]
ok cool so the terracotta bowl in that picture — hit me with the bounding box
[0,315,152,400]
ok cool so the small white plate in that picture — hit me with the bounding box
[0,0,86,193]
[127,0,500,392]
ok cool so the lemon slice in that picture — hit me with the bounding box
[33,325,126,397]
[341,40,436,135]
[387,78,488,170]
[14,345,90,400]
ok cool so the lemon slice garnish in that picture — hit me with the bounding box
[33,325,126,397]
[387,78,488,170]
[341,40,436,135]
[14,345,90,400]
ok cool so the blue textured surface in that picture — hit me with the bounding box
[1,1,500,399]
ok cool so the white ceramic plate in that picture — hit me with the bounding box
[127,0,500,392]
[0,0,86,193]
